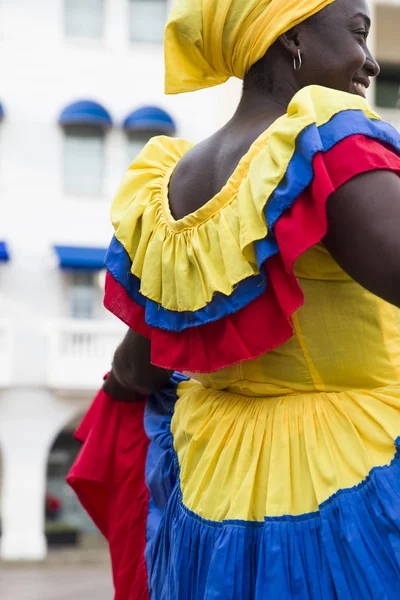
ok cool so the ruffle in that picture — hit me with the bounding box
[67,384,151,600]
[109,87,381,314]
[105,86,400,372]
[105,133,400,373]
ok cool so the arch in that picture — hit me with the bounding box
[45,410,102,549]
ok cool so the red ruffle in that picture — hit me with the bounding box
[104,135,400,373]
[67,388,150,600]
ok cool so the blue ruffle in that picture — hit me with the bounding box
[105,235,267,331]
[144,378,400,599]
[106,110,400,333]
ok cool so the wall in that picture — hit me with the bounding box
[0,0,241,560]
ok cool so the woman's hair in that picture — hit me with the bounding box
[242,55,275,94]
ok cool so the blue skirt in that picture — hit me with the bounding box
[145,376,400,599]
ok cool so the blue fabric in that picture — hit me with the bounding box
[0,103,4,121]
[124,106,176,134]
[105,236,267,331]
[0,241,9,262]
[59,100,113,128]
[107,110,400,332]
[145,372,188,552]
[144,379,400,600]
[54,245,107,270]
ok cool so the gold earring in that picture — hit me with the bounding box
[293,49,302,71]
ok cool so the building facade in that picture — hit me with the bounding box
[0,0,399,561]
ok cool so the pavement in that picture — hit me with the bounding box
[0,566,114,600]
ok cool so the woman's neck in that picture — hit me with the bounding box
[233,79,299,123]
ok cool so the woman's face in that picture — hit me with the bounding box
[297,0,379,98]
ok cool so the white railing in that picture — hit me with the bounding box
[47,319,126,394]
[378,108,400,131]
[0,319,13,387]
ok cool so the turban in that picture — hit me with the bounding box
[165,0,336,94]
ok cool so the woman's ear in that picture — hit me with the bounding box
[278,27,301,58]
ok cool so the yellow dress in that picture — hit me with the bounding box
[99,86,400,598]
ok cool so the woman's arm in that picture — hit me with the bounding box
[103,329,173,401]
[324,169,400,308]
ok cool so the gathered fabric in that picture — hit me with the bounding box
[164,0,336,94]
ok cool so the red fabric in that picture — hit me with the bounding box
[274,134,400,271]
[67,388,150,600]
[104,135,400,373]
[105,257,302,373]
[104,274,152,339]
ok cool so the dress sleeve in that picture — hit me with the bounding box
[104,88,400,373]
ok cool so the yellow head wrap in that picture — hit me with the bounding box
[165,0,336,94]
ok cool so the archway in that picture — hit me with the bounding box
[45,413,100,548]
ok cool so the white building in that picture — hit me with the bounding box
[0,0,399,562]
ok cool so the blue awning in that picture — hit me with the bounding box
[59,100,113,128]
[54,246,107,270]
[0,241,9,262]
[124,106,176,134]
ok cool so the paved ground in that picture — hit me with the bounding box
[0,566,114,600]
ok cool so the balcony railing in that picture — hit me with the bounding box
[47,319,126,394]
[0,319,13,387]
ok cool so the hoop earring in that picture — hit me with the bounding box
[293,49,302,71]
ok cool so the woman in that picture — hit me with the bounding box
[68,0,400,597]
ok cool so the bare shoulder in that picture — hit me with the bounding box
[167,113,283,221]
[167,135,223,220]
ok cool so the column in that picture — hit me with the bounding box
[0,434,48,560]
[0,388,83,561]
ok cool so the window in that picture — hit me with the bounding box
[69,272,95,319]
[63,125,105,195]
[65,0,105,39]
[126,130,155,165]
[129,0,168,44]
[376,66,400,108]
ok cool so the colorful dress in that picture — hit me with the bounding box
[68,86,400,599]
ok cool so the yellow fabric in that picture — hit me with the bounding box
[164,0,336,94]
[111,86,379,312]
[175,245,400,519]
[172,274,400,519]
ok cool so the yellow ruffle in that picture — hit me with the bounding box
[111,85,379,313]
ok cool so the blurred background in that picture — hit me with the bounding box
[0,0,399,598]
